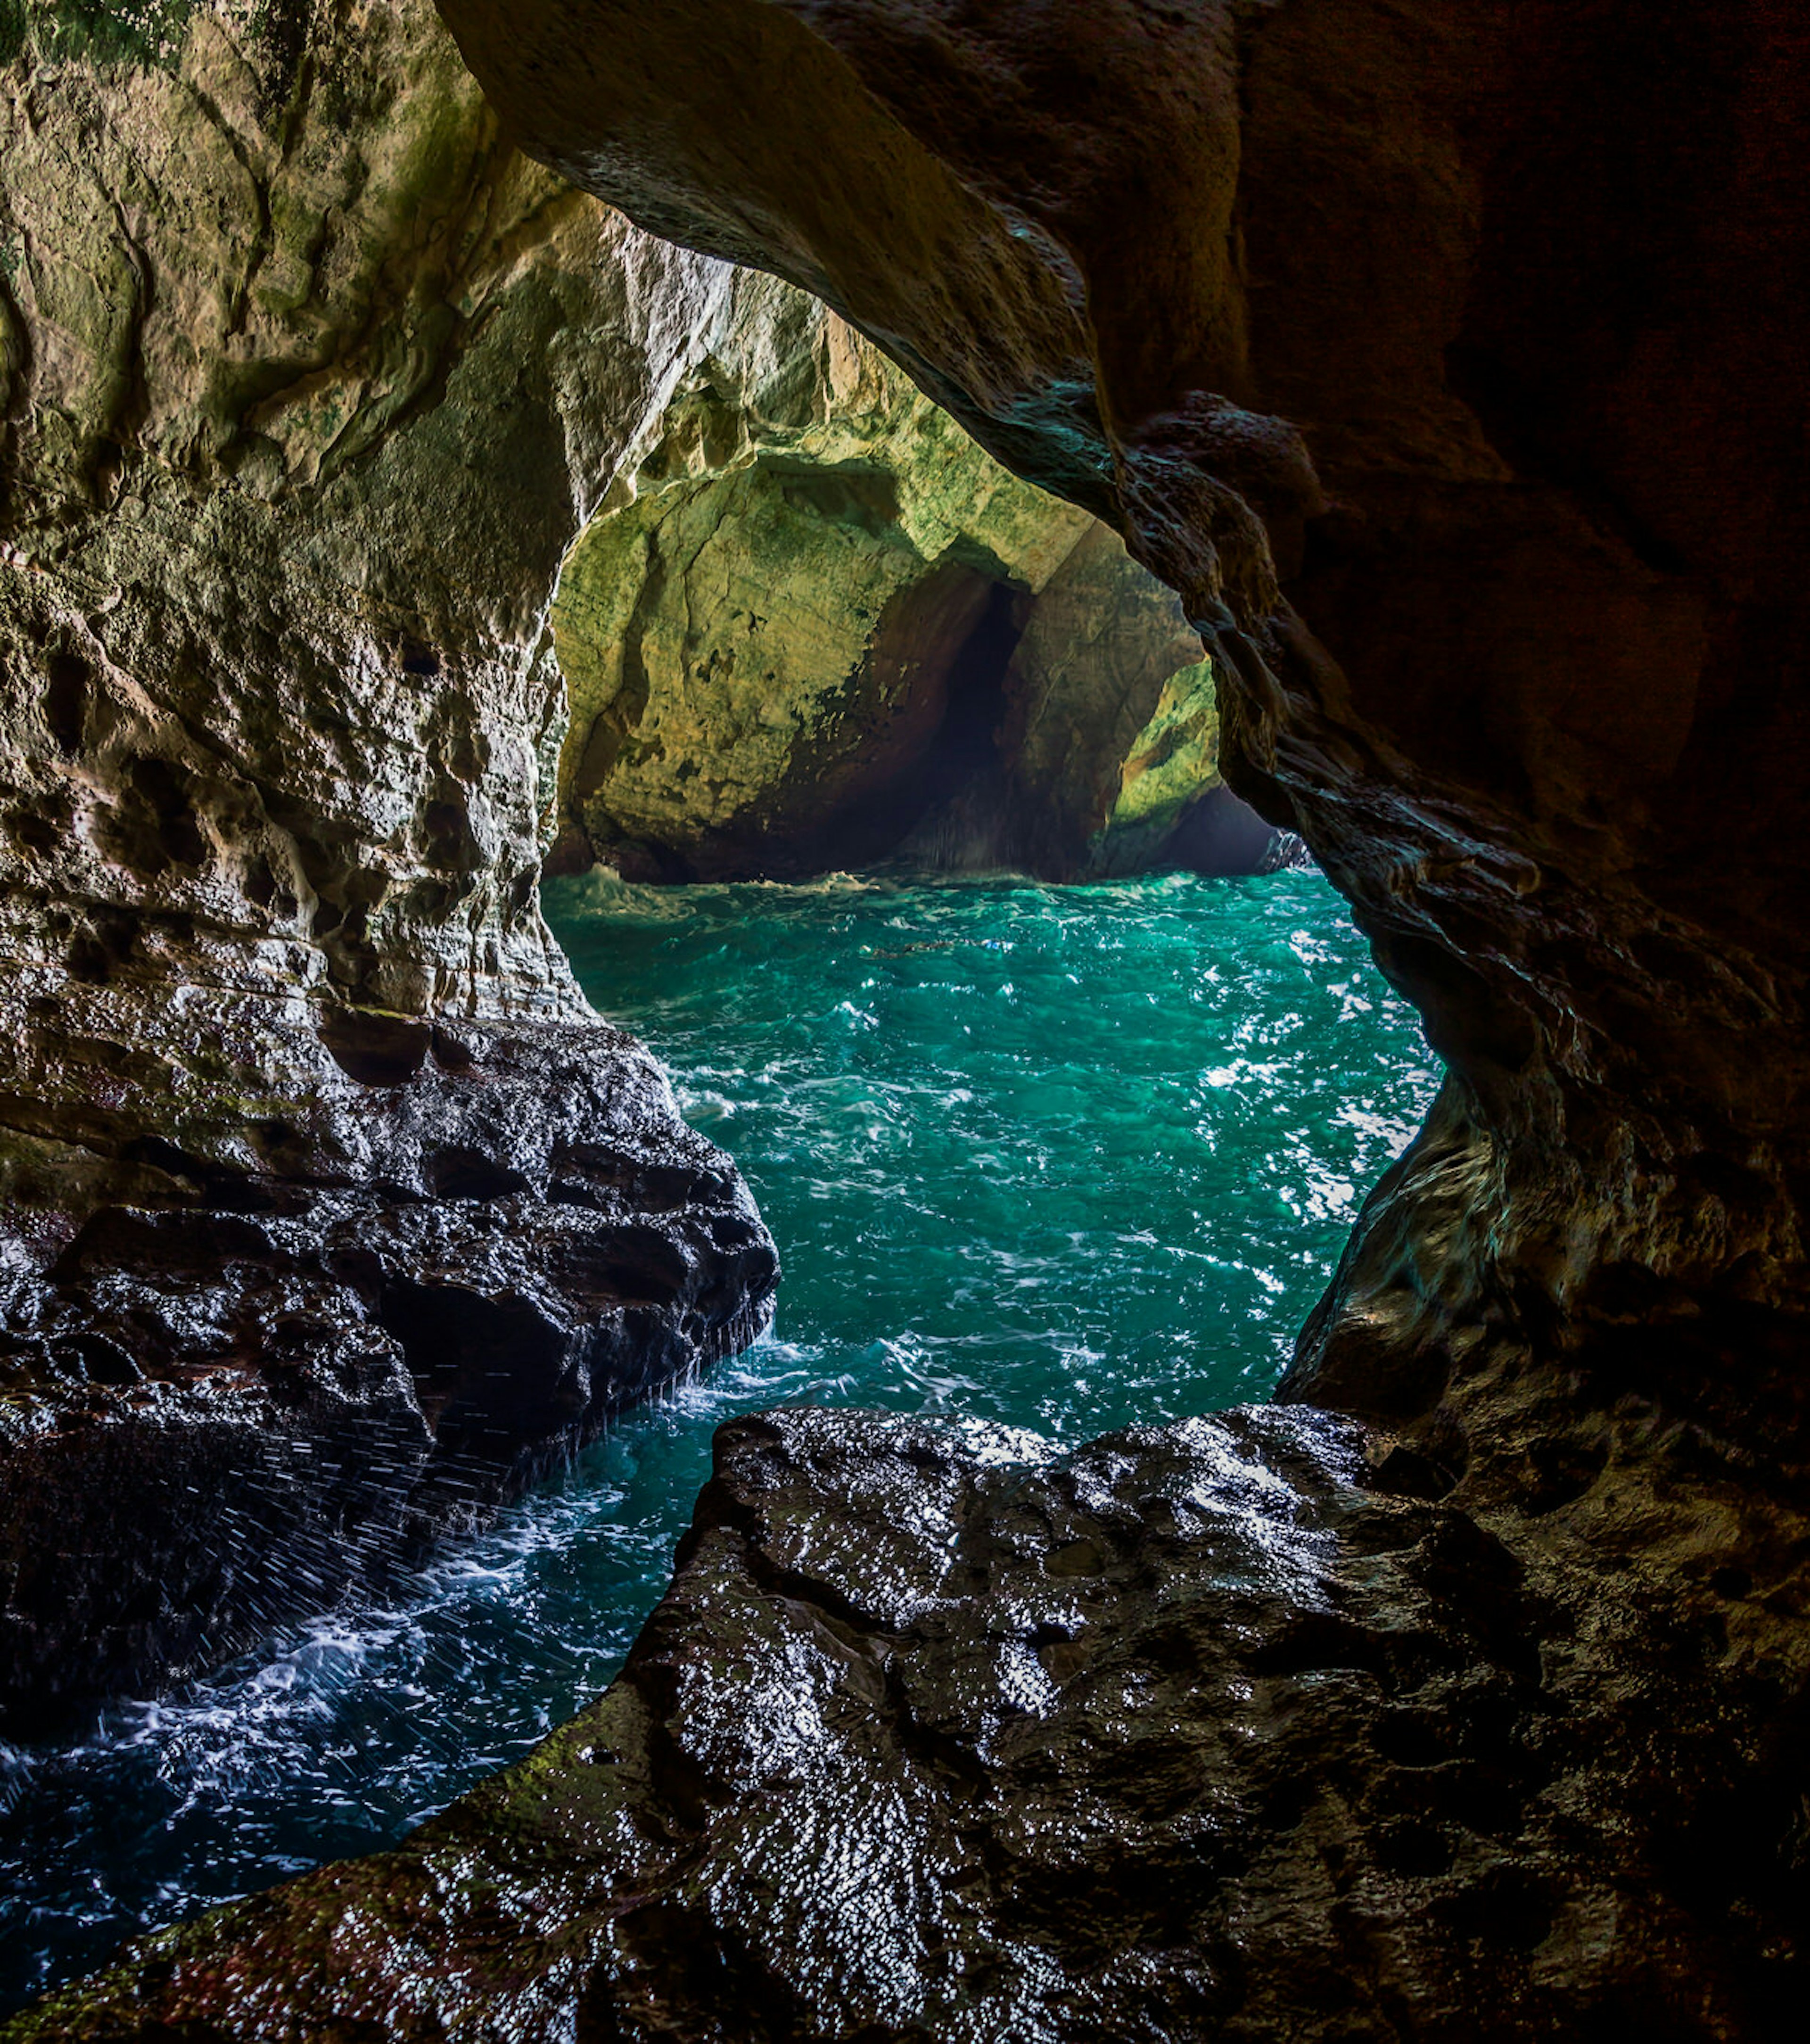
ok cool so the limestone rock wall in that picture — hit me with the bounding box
[184,0,1810,2028]
[2,0,696,1044]
[433,0,1810,1519]
[550,285,1242,882]
[0,0,1260,1724]
[0,0,787,1720]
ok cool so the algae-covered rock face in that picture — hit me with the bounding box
[550,287,1242,882]
[0,0,789,1720]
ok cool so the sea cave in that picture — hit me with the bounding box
[0,3,1807,2039]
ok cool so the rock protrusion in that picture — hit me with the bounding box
[0,1015,776,1728]
[16,1401,1801,2038]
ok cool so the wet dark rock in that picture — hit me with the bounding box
[0,1017,776,1731]
[0,0,815,1723]
[8,1,1810,2036]
[14,1401,1804,2039]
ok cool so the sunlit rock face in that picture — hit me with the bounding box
[0,0,783,1720]
[550,294,1249,881]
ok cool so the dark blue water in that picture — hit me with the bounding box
[0,866,1438,2011]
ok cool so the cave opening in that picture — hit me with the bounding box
[544,372,1295,890]
[8,0,1801,2026]
[0,330,1427,2012]
[0,849,1441,2014]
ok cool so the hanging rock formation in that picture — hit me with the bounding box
[429,0,1810,1392]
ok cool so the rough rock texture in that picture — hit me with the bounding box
[16,1404,1803,2040]
[550,297,1250,881]
[0,1014,775,1727]
[103,0,1793,2030]
[0,0,788,1721]
[12,0,1810,2033]
[436,0,1810,1394]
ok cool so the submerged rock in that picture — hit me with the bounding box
[15,1400,1800,2038]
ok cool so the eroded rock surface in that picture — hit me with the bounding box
[436,0,1810,1416]
[8,0,1810,2033]
[0,1014,775,1727]
[551,300,1250,881]
[16,1402,1803,2039]
[0,0,788,1720]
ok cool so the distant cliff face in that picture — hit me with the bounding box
[549,293,1241,882]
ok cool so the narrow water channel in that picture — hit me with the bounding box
[0,865,1439,2010]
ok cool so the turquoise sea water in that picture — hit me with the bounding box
[0,866,1439,2011]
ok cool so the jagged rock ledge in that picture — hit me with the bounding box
[11,1400,1800,2039]
[0,1013,775,1731]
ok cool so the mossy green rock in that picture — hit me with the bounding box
[550,294,1242,880]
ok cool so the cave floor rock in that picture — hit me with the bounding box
[14,1400,1800,2040]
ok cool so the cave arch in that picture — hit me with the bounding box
[5,2,1810,2031]
[544,310,1275,884]
[437,0,1810,1447]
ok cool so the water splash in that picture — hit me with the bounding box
[0,865,1438,2010]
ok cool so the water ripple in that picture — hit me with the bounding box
[0,865,1439,2010]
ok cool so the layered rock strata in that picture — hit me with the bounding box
[0,0,785,1722]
